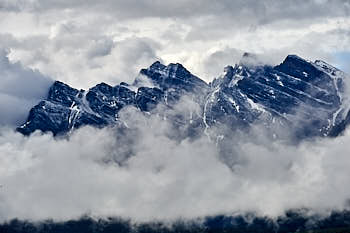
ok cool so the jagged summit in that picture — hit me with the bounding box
[47,81,81,106]
[284,54,308,62]
[17,55,349,139]
[149,60,166,70]
[139,61,208,92]
[18,61,208,136]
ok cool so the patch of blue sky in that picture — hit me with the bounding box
[334,51,350,73]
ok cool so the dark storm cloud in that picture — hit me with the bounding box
[3,0,349,22]
[0,48,53,126]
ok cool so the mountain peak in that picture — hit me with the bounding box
[150,60,166,70]
[223,65,234,75]
[148,61,189,75]
[50,80,71,90]
[274,54,327,83]
[139,61,208,91]
[47,80,80,107]
[165,62,190,77]
[282,54,310,65]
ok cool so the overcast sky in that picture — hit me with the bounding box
[0,0,349,90]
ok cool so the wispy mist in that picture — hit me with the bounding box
[1,97,350,223]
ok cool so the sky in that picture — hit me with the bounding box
[1,0,350,224]
[0,0,349,90]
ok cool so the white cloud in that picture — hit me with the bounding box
[0,100,350,222]
[0,0,348,88]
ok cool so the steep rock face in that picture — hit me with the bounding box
[204,55,347,139]
[138,61,208,92]
[17,55,349,139]
[17,82,114,135]
[17,62,209,136]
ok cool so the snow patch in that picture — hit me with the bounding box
[247,97,265,112]
[228,96,240,112]
[273,74,284,86]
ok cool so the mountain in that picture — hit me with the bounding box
[17,54,350,140]
[205,54,349,139]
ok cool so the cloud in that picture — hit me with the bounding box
[1,13,161,89]
[200,47,243,78]
[86,38,114,59]
[1,98,350,222]
[3,0,349,22]
[0,48,53,126]
[0,0,348,88]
